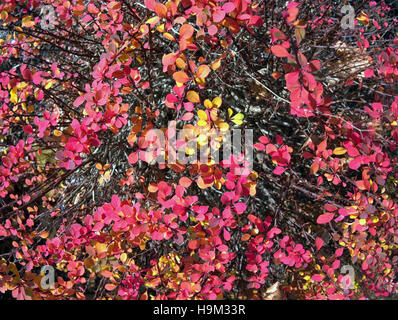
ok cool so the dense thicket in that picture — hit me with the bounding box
[0,0,397,299]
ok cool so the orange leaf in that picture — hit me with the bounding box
[39,231,49,239]
[100,270,113,278]
[196,65,210,79]
[173,71,190,84]
[317,138,327,153]
[333,147,347,155]
[241,234,251,241]
[148,183,158,193]
[186,91,200,103]
[179,177,192,188]
[179,24,194,40]
[162,52,177,67]
[310,161,319,175]
[154,2,167,18]
[105,283,117,291]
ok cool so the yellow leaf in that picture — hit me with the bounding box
[44,79,56,90]
[163,32,175,41]
[231,113,244,125]
[84,257,95,269]
[186,147,195,155]
[22,16,35,28]
[16,82,27,90]
[146,16,160,25]
[95,242,107,256]
[228,108,233,117]
[120,253,127,263]
[204,99,212,109]
[197,134,208,146]
[10,88,18,104]
[175,58,186,70]
[333,147,347,155]
[197,110,208,121]
[157,23,165,32]
[210,59,221,71]
[218,122,229,132]
[1,10,8,21]
[198,120,208,127]
[212,96,222,108]
[187,90,200,103]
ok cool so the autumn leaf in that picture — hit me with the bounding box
[173,71,190,84]
[271,45,290,58]
[186,91,200,103]
[154,2,167,18]
[196,65,211,79]
[317,212,335,224]
[333,147,347,155]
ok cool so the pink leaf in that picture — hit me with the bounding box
[273,166,287,175]
[74,95,85,107]
[311,274,324,282]
[128,151,139,164]
[364,68,374,78]
[222,2,236,13]
[324,203,338,212]
[234,202,247,214]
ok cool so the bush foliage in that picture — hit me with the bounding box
[0,0,397,299]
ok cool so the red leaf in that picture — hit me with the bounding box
[309,60,321,72]
[335,247,344,258]
[223,228,231,241]
[317,212,334,224]
[315,237,323,251]
[364,68,374,78]
[287,7,299,23]
[105,283,117,291]
[271,45,290,58]
[317,138,327,153]
[74,95,85,107]
[188,239,199,250]
[270,28,287,42]
[310,161,319,175]
[259,136,269,144]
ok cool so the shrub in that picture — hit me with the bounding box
[0,0,397,300]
